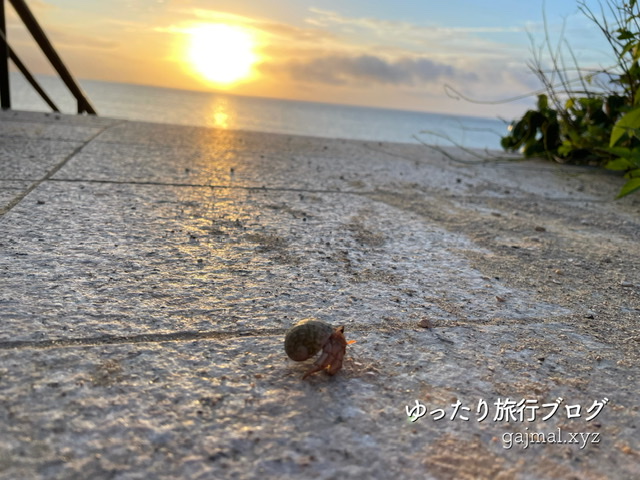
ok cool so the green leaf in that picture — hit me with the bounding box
[617,30,635,41]
[606,157,635,170]
[606,146,633,157]
[633,87,640,106]
[621,42,636,59]
[610,107,640,146]
[537,94,548,110]
[557,142,575,157]
[616,177,640,198]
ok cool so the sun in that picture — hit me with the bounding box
[187,24,258,86]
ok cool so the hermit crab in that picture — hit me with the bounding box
[284,318,355,379]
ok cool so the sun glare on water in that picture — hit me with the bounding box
[187,24,258,86]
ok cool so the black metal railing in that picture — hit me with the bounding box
[0,0,96,114]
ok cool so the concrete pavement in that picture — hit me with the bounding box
[1,109,639,479]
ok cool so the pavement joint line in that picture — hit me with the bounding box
[0,323,466,351]
[0,323,406,351]
[46,177,377,196]
[0,134,92,144]
[2,316,576,351]
[0,328,287,351]
[0,121,127,217]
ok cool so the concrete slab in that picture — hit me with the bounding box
[0,110,120,214]
[0,180,568,344]
[0,109,639,479]
[53,120,623,200]
[0,328,637,479]
[0,136,84,179]
[0,180,31,210]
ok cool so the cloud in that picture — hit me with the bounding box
[152,5,538,113]
[165,7,337,45]
[261,54,477,87]
[307,8,525,40]
[48,29,119,50]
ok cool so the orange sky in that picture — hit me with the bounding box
[4,0,605,118]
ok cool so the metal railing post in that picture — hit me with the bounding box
[0,30,59,112]
[0,0,11,110]
[8,0,96,114]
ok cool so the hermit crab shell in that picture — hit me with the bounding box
[284,318,335,361]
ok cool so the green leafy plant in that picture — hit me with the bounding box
[501,0,640,198]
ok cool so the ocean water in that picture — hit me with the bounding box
[8,72,509,149]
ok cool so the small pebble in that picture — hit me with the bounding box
[417,318,433,329]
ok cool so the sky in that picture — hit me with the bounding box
[4,0,615,118]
